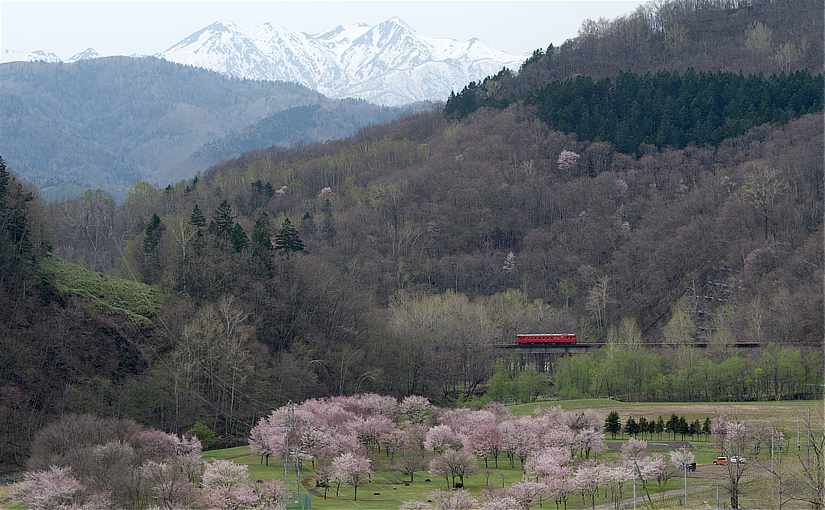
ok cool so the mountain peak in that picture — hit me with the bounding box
[378,16,415,33]
[159,18,523,105]
[68,48,100,62]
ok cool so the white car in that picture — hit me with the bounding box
[730,456,747,464]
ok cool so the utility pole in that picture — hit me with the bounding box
[684,462,688,507]
[633,477,637,510]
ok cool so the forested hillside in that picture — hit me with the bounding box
[446,0,823,119]
[1,0,822,469]
[0,57,408,200]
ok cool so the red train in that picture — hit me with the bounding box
[516,333,577,345]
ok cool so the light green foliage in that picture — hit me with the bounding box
[188,420,219,450]
[42,256,164,325]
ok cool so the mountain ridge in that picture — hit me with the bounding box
[157,17,523,105]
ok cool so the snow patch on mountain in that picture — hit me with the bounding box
[158,18,524,105]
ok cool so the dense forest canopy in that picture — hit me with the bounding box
[1,0,822,471]
[448,70,822,153]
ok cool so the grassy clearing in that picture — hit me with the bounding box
[509,399,824,431]
[41,256,164,326]
[204,445,685,509]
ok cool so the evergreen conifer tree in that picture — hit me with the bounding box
[209,200,234,245]
[275,217,304,257]
[604,411,621,438]
[251,212,273,276]
[230,223,249,253]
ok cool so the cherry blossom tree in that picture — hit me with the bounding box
[499,418,540,468]
[525,447,570,482]
[670,447,696,507]
[249,414,287,466]
[424,425,465,454]
[478,495,521,510]
[465,420,502,468]
[429,448,478,488]
[140,460,199,509]
[400,396,434,425]
[254,480,288,510]
[508,480,546,510]
[10,466,84,510]
[576,428,605,459]
[557,150,581,173]
[380,428,407,460]
[574,463,604,510]
[202,460,259,510]
[429,489,477,510]
[603,465,634,509]
[714,419,752,509]
[545,475,575,510]
[332,452,372,500]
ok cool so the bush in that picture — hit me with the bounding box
[188,420,219,450]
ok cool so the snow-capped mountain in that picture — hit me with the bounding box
[159,17,523,105]
[1,47,101,64]
[1,49,62,63]
[67,48,100,62]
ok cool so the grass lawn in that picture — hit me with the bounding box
[204,445,686,509]
[509,398,824,431]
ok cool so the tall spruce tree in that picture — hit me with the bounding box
[251,212,274,276]
[604,411,621,438]
[209,200,234,245]
[230,223,249,253]
[275,217,304,257]
[143,213,164,281]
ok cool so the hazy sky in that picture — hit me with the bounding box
[1,1,644,58]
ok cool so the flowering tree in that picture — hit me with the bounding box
[478,495,521,510]
[249,415,287,466]
[10,466,84,510]
[557,150,580,172]
[574,463,604,510]
[508,480,546,510]
[499,418,539,468]
[424,425,465,454]
[400,396,434,425]
[254,480,287,510]
[603,465,634,510]
[670,447,696,508]
[545,475,575,510]
[332,452,372,500]
[429,448,478,488]
[202,460,259,510]
[576,428,605,459]
[525,447,570,482]
[429,489,477,510]
[714,419,752,509]
[380,428,407,460]
[140,460,199,509]
[465,419,502,468]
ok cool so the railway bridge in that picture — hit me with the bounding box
[495,341,764,373]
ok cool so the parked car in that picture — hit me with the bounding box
[713,456,729,465]
[687,462,697,472]
[731,456,747,464]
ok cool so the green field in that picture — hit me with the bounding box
[509,398,824,431]
[203,445,685,509]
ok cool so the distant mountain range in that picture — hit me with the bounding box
[2,18,524,105]
[0,57,415,200]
